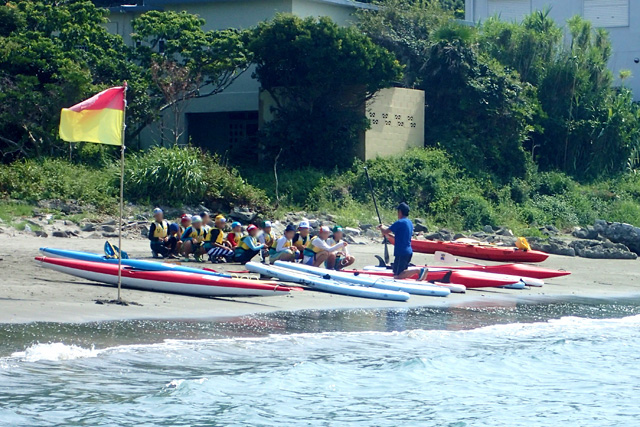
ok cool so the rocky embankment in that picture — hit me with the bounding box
[1,201,638,260]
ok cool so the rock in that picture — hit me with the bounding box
[0,227,5,233]
[569,239,637,260]
[101,219,116,226]
[101,225,116,233]
[572,226,598,240]
[496,228,514,237]
[102,232,120,238]
[34,230,48,238]
[361,224,374,231]
[414,223,429,233]
[453,233,467,240]
[325,214,336,222]
[472,232,490,240]
[364,229,379,239]
[544,225,560,234]
[414,218,425,225]
[595,220,640,255]
[81,223,96,232]
[52,230,71,238]
[343,227,361,236]
[529,238,576,257]
[229,207,257,223]
[308,219,320,229]
[423,232,443,241]
[483,225,494,234]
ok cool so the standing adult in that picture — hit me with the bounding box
[378,202,427,280]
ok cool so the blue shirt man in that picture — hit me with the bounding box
[379,202,426,280]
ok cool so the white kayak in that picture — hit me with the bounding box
[246,262,410,302]
[273,261,452,297]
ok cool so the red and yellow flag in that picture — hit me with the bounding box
[59,86,126,146]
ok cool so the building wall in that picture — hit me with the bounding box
[466,0,640,100]
[363,88,425,160]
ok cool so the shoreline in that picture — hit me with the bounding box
[1,235,639,324]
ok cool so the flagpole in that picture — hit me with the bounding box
[117,83,128,302]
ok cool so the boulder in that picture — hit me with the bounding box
[308,219,320,229]
[101,225,116,233]
[424,232,444,241]
[81,223,96,232]
[453,233,467,240]
[34,230,48,238]
[364,229,379,239]
[572,226,599,240]
[594,220,640,255]
[414,223,429,233]
[229,207,257,223]
[483,225,494,234]
[496,227,514,237]
[52,230,71,238]
[569,239,637,260]
[361,224,374,231]
[414,218,425,225]
[529,238,576,257]
[343,227,361,236]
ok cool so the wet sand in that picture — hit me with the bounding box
[1,235,639,323]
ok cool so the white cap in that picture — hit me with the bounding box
[319,226,331,233]
[299,220,310,229]
[191,215,202,223]
[153,208,163,215]
[263,221,272,228]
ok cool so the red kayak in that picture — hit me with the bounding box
[358,263,569,280]
[36,256,301,297]
[344,268,526,289]
[386,235,549,263]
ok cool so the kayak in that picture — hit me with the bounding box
[36,256,298,297]
[386,235,549,263]
[342,268,529,289]
[40,247,231,278]
[273,261,451,297]
[358,265,544,287]
[246,262,410,301]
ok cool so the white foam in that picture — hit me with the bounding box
[11,343,99,362]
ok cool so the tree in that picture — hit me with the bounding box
[246,14,402,168]
[358,1,535,181]
[131,11,251,144]
[479,13,640,179]
[0,0,149,160]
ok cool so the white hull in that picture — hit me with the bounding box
[39,261,289,297]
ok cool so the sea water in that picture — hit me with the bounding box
[1,299,640,426]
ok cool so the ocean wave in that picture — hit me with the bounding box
[4,314,640,364]
[10,342,100,362]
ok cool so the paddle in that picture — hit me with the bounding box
[364,166,389,264]
[434,251,485,267]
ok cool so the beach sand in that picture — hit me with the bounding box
[0,234,639,324]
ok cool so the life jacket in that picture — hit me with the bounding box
[202,225,212,242]
[270,236,292,252]
[293,233,310,249]
[152,220,169,239]
[238,235,258,252]
[208,228,226,245]
[263,231,276,247]
[304,236,325,257]
[184,226,205,241]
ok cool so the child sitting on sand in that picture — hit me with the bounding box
[304,226,348,268]
[326,226,355,270]
[205,215,234,263]
[292,221,311,259]
[234,224,266,264]
[148,208,177,259]
[269,224,299,264]
[228,221,243,247]
[181,215,206,262]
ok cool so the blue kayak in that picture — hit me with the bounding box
[39,248,231,278]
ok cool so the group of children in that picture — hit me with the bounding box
[148,208,356,269]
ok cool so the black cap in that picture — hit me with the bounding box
[397,202,410,216]
[285,224,296,232]
[200,211,210,218]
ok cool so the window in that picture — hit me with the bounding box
[487,0,531,22]
[584,0,629,28]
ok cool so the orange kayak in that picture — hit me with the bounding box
[386,235,549,263]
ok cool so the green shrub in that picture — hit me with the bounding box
[0,158,118,210]
[126,146,269,210]
[454,194,496,230]
[606,200,640,227]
